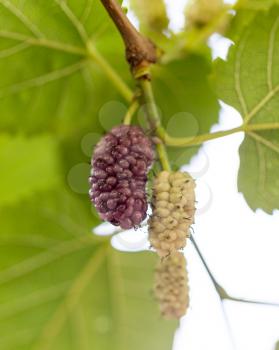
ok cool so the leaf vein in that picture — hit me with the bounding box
[33,245,107,350]
[0,42,29,58]
[255,139,266,193]
[0,282,69,321]
[0,30,86,55]
[248,131,279,155]
[0,60,86,99]
[0,0,43,38]
[0,236,95,285]
[234,28,249,117]
[267,16,279,91]
[54,0,88,43]
[0,234,59,248]
[245,83,279,123]
[81,0,93,23]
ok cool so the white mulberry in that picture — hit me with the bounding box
[148,171,195,257]
[89,125,154,229]
[154,252,189,319]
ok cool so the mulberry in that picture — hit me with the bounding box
[89,125,154,230]
[154,252,189,319]
[148,171,195,257]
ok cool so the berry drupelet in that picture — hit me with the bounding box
[89,125,154,230]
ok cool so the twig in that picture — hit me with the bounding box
[190,235,279,308]
[100,0,157,71]
[225,295,279,308]
[190,235,223,294]
[92,4,279,148]
[100,0,170,171]
[162,122,279,147]
[220,303,237,350]
[139,78,171,171]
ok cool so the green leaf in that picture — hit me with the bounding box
[152,54,220,167]
[0,3,190,348]
[0,191,176,350]
[0,0,130,135]
[238,132,279,213]
[214,7,279,213]
[0,134,60,206]
[227,2,278,43]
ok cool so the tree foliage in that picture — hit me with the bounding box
[0,0,279,349]
[215,6,279,213]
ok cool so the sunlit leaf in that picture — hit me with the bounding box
[0,0,129,135]
[152,55,220,168]
[0,1,178,348]
[0,191,176,350]
[236,0,279,10]
[0,134,60,206]
[214,7,279,213]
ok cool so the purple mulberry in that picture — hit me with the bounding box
[89,125,154,229]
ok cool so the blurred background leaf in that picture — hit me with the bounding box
[0,134,60,205]
[236,0,279,10]
[0,190,177,350]
[129,0,169,38]
[0,0,130,135]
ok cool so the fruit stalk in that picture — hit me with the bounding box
[138,77,171,171]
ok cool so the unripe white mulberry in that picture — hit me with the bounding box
[148,171,196,257]
[154,252,189,319]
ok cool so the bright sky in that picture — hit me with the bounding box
[101,1,279,349]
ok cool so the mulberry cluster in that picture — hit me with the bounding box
[148,171,196,257]
[154,252,189,319]
[89,125,154,230]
